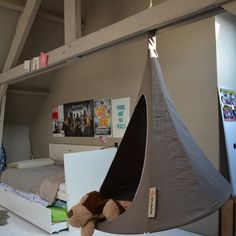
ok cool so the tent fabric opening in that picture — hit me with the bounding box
[100,94,147,201]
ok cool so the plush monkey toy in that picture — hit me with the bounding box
[67,191,131,236]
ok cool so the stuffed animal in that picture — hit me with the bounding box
[67,191,131,236]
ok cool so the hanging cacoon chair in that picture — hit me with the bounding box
[97,33,231,234]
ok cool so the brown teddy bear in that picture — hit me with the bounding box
[67,191,131,236]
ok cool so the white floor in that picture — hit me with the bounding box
[0,207,202,236]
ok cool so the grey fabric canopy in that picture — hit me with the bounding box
[97,34,231,234]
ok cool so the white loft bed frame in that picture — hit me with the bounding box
[0,143,116,233]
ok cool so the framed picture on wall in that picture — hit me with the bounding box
[112,97,130,138]
[219,88,236,122]
[63,100,95,137]
[218,87,236,196]
[52,105,65,137]
[94,98,112,137]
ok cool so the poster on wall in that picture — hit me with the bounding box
[219,88,236,122]
[52,105,65,137]
[63,100,94,137]
[112,97,130,138]
[218,87,236,196]
[94,98,112,136]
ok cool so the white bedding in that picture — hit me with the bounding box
[56,191,67,201]
[59,183,66,192]
[8,158,55,169]
[0,181,68,205]
[0,183,50,206]
[57,183,67,201]
[1,165,64,203]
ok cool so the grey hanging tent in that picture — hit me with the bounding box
[97,34,231,234]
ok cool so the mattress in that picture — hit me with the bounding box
[1,165,64,193]
[1,165,64,203]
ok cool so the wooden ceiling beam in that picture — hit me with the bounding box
[3,0,41,71]
[64,0,82,44]
[7,89,49,96]
[0,0,233,85]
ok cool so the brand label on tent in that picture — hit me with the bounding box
[148,187,157,218]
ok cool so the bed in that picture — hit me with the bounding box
[0,143,117,233]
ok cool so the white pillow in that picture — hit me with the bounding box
[8,158,55,169]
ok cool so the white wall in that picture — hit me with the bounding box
[3,125,32,163]
[30,0,148,157]
[215,13,236,196]
[30,36,147,157]
[216,13,236,90]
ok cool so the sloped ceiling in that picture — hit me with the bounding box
[1,0,95,125]
[1,0,95,88]
[0,7,19,72]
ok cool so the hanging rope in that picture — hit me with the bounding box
[149,0,153,8]
[148,30,158,58]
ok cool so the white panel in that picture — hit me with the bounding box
[64,148,116,210]
[223,121,236,195]
[215,13,236,90]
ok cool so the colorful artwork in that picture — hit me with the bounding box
[63,100,94,137]
[94,98,112,136]
[112,97,130,138]
[219,88,236,122]
[52,105,65,137]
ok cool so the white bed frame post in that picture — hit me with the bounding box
[0,0,41,147]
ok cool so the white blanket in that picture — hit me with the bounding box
[8,158,55,169]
